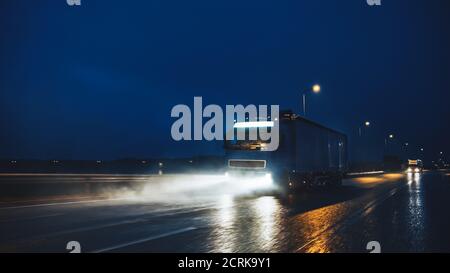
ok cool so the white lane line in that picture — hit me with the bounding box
[0,173,221,178]
[0,198,129,210]
[0,173,160,177]
[2,206,209,245]
[0,196,98,205]
[296,183,404,252]
[48,218,152,237]
[91,227,197,253]
[42,207,207,237]
[0,213,65,223]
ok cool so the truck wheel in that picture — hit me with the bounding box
[275,170,294,193]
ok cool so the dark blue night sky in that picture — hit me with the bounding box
[1,0,449,161]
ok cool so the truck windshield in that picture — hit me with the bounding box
[225,139,268,151]
[224,127,271,151]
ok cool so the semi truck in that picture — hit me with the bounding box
[225,110,348,191]
[405,159,424,173]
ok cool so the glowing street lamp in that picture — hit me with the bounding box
[384,134,394,147]
[312,84,321,93]
[359,121,372,162]
[359,121,371,136]
[302,84,321,117]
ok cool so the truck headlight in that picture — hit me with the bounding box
[414,168,420,173]
[406,167,412,173]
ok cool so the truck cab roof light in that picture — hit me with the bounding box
[233,121,274,128]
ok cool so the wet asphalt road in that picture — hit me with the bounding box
[0,171,449,253]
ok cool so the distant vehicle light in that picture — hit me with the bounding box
[233,121,274,128]
[414,168,420,173]
[406,167,412,173]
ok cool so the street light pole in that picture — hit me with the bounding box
[302,84,321,117]
[385,134,394,154]
[359,121,370,137]
[359,121,371,163]
[302,93,306,117]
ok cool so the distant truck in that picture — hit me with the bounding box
[225,111,348,191]
[405,159,424,173]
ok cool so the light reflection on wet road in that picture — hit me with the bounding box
[0,171,449,253]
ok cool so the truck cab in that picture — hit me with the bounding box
[405,159,424,173]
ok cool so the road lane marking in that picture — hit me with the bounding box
[0,205,210,250]
[91,227,197,253]
[0,195,100,205]
[0,173,162,177]
[39,207,208,238]
[0,173,222,178]
[0,198,129,210]
[0,213,64,223]
[296,182,404,252]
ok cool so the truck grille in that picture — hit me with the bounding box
[228,160,266,169]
